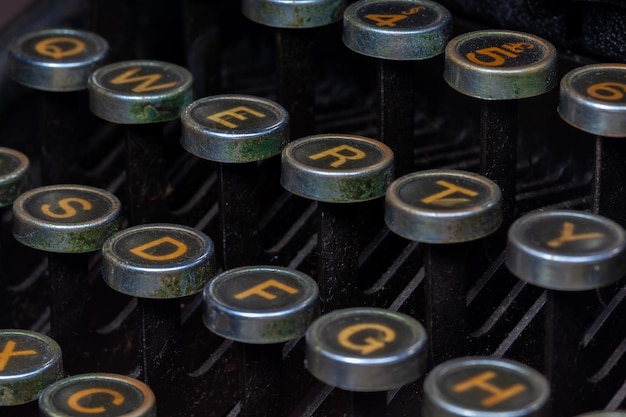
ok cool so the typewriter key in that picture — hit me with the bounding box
[13,185,122,254]
[242,0,345,139]
[89,60,193,224]
[39,373,156,417]
[559,64,626,225]
[8,28,110,185]
[103,223,215,416]
[13,185,122,374]
[0,148,30,208]
[506,209,626,416]
[305,307,427,416]
[8,28,109,92]
[423,357,550,417]
[343,0,452,175]
[445,30,557,234]
[0,329,63,406]
[282,134,394,311]
[385,169,502,364]
[204,266,319,417]
[182,95,289,268]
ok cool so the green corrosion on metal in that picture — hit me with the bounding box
[16,219,121,253]
[129,91,192,124]
[0,368,62,406]
[222,135,285,163]
[148,263,213,298]
[260,318,299,342]
[335,171,393,202]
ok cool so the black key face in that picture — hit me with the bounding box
[568,66,626,104]
[12,185,122,253]
[394,171,495,211]
[282,134,394,202]
[40,373,155,417]
[111,227,210,269]
[292,136,386,171]
[17,31,107,63]
[515,213,620,255]
[0,330,63,406]
[356,1,441,29]
[94,62,187,96]
[102,224,215,298]
[455,33,547,68]
[305,307,427,391]
[210,267,317,313]
[181,95,289,162]
[506,210,626,290]
[310,309,422,359]
[190,96,285,133]
[426,358,549,415]
[21,188,116,225]
[385,170,502,243]
[204,266,319,343]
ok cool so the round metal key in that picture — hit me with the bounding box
[88,60,193,124]
[305,307,427,392]
[39,373,156,417]
[423,357,549,417]
[343,0,452,61]
[444,30,557,100]
[8,28,109,92]
[281,134,394,203]
[102,223,216,299]
[385,169,502,243]
[0,329,63,406]
[181,95,289,163]
[559,63,626,137]
[0,147,30,207]
[242,0,345,28]
[204,266,319,343]
[506,209,626,291]
[12,184,122,253]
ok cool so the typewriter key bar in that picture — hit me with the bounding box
[204,266,319,417]
[102,223,215,417]
[89,60,193,225]
[559,64,626,226]
[282,134,394,311]
[343,0,452,176]
[12,185,122,375]
[181,94,289,268]
[242,0,345,139]
[445,30,557,235]
[8,28,109,185]
[385,169,502,365]
[507,210,626,417]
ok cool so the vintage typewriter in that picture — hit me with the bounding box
[1,0,626,416]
